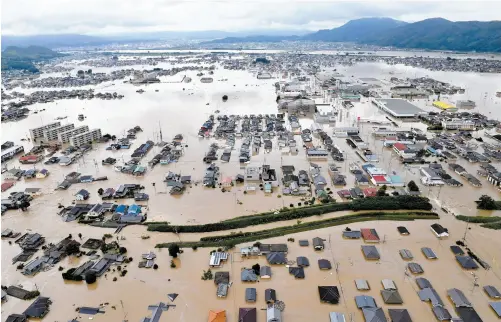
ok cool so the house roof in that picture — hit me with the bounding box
[450,246,464,255]
[382,279,397,290]
[312,237,324,247]
[239,308,257,322]
[393,143,407,151]
[448,288,472,308]
[355,279,370,290]
[208,310,226,322]
[456,256,479,269]
[408,263,424,274]
[432,306,452,321]
[245,288,256,302]
[329,312,346,322]
[419,288,444,306]
[297,256,310,266]
[298,240,309,246]
[361,228,380,242]
[397,226,410,235]
[75,189,89,196]
[267,252,287,264]
[431,223,447,235]
[289,267,305,279]
[318,259,332,270]
[241,269,258,282]
[214,272,230,285]
[343,230,362,239]
[5,314,27,322]
[415,278,432,290]
[361,245,380,260]
[355,295,377,308]
[265,288,276,301]
[421,247,437,259]
[362,307,387,322]
[399,249,414,260]
[490,302,501,317]
[381,290,403,304]
[388,309,412,322]
[260,266,272,277]
[318,286,340,304]
[23,297,51,318]
[484,285,501,299]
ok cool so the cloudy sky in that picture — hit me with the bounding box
[2,0,500,35]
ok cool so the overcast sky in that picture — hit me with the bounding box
[2,0,501,36]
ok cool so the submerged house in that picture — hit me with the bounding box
[266,306,282,322]
[75,189,90,201]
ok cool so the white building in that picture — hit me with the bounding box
[58,125,90,144]
[200,77,213,83]
[245,165,261,181]
[257,72,272,79]
[69,128,102,147]
[43,123,75,141]
[441,119,475,131]
[29,122,61,140]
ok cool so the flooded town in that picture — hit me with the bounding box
[2,11,501,322]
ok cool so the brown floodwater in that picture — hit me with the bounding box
[2,59,501,321]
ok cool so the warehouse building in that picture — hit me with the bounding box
[372,99,424,119]
[29,122,61,140]
[69,129,102,147]
[58,125,90,144]
[43,123,75,141]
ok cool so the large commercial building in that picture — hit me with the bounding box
[29,122,61,140]
[372,99,424,119]
[390,85,429,99]
[58,125,90,144]
[69,128,102,147]
[433,101,458,112]
[43,123,75,141]
[441,119,475,130]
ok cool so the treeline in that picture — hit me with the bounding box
[155,211,439,249]
[147,195,433,233]
[455,214,501,230]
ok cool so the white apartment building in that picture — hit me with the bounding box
[58,125,90,144]
[441,119,475,131]
[29,122,61,140]
[69,128,102,147]
[43,123,75,141]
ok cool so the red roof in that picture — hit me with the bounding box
[1,182,14,192]
[362,188,377,197]
[361,228,380,242]
[19,155,38,160]
[393,143,406,151]
[372,175,388,183]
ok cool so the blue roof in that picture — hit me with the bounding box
[76,189,89,196]
[128,204,141,215]
[115,204,127,213]
[390,175,404,184]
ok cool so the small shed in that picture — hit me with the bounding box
[361,245,380,260]
[456,256,479,269]
[484,285,501,299]
[381,290,403,304]
[298,240,309,247]
[260,266,272,278]
[355,279,370,291]
[388,309,412,322]
[408,262,424,274]
[397,226,409,235]
[318,259,332,270]
[245,288,257,302]
[265,289,276,304]
[318,286,340,304]
[399,249,414,260]
[297,256,310,267]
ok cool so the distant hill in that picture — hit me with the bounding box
[303,17,407,42]
[1,34,109,49]
[201,17,501,52]
[364,18,501,52]
[2,45,64,73]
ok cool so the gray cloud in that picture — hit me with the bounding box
[2,0,500,35]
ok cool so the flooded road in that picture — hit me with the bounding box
[2,58,501,321]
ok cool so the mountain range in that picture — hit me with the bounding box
[205,18,501,52]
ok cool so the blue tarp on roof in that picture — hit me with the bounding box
[127,204,141,215]
[390,175,404,184]
[115,204,127,214]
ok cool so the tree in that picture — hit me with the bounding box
[66,243,80,255]
[168,243,181,258]
[78,233,82,239]
[476,195,497,210]
[416,149,426,158]
[98,188,104,195]
[407,180,420,192]
[85,272,97,284]
[119,247,127,254]
[377,185,387,197]
[252,263,260,275]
